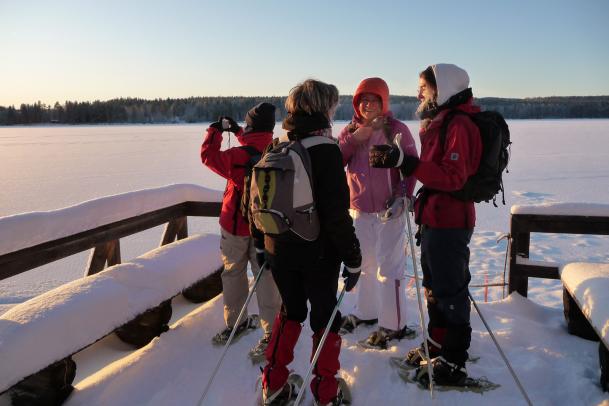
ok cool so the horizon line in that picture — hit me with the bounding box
[3,94,609,108]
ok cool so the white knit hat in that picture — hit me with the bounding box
[431,64,470,106]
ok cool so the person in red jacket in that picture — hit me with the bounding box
[369,64,482,385]
[200,103,281,360]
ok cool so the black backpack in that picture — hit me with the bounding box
[237,145,263,221]
[439,110,511,206]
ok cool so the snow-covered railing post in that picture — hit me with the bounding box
[86,240,121,276]
[160,216,188,246]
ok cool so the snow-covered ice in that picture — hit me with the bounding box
[1,120,609,405]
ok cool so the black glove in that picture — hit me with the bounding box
[341,264,361,292]
[369,144,401,167]
[209,120,224,131]
[220,116,241,133]
[255,248,266,270]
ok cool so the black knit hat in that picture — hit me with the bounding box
[244,102,276,133]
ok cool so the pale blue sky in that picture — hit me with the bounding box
[1,0,608,106]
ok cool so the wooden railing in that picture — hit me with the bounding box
[0,200,223,401]
[508,212,609,297]
[0,201,221,280]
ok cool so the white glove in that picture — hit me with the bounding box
[381,196,407,222]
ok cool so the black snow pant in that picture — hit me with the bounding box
[267,249,342,334]
[420,226,473,366]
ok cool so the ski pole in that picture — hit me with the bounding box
[293,285,347,406]
[404,207,434,399]
[469,292,533,406]
[198,262,268,406]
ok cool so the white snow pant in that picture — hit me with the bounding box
[220,228,281,335]
[350,209,408,331]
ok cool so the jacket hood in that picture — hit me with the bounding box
[353,77,390,121]
[431,64,470,106]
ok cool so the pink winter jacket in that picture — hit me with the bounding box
[339,115,418,213]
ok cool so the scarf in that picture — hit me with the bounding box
[282,112,333,140]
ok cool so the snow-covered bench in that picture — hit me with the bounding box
[560,262,609,392]
[0,233,222,401]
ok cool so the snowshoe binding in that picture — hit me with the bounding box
[259,373,303,406]
[390,341,480,371]
[338,315,378,335]
[249,334,271,364]
[399,356,499,394]
[212,314,259,346]
[357,325,417,350]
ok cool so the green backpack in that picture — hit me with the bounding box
[250,135,337,241]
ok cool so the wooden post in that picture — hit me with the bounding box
[508,216,530,297]
[85,240,121,276]
[160,216,188,246]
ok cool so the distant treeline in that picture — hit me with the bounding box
[1,95,608,125]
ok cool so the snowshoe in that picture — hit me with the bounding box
[399,356,499,394]
[249,334,271,364]
[390,344,479,371]
[338,315,378,335]
[212,314,259,346]
[357,325,417,350]
[258,373,303,406]
[313,377,352,405]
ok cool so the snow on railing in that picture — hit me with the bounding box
[511,202,609,217]
[0,183,222,257]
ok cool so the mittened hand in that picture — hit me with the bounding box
[380,196,406,222]
[341,265,361,292]
[369,144,401,167]
[209,120,224,131]
[220,116,241,133]
[352,126,374,144]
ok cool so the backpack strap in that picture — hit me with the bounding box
[439,110,470,151]
[300,135,337,148]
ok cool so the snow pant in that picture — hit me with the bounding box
[420,226,473,366]
[262,250,342,404]
[350,209,408,331]
[219,228,281,335]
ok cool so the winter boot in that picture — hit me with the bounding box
[262,374,303,406]
[401,326,446,367]
[310,330,342,405]
[249,334,271,364]
[313,377,351,405]
[262,313,302,397]
[211,314,259,345]
[359,325,416,350]
[338,314,378,335]
[414,356,468,387]
[261,373,303,405]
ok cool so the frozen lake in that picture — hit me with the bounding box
[1,120,609,311]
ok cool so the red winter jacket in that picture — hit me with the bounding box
[200,128,273,236]
[413,99,482,229]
